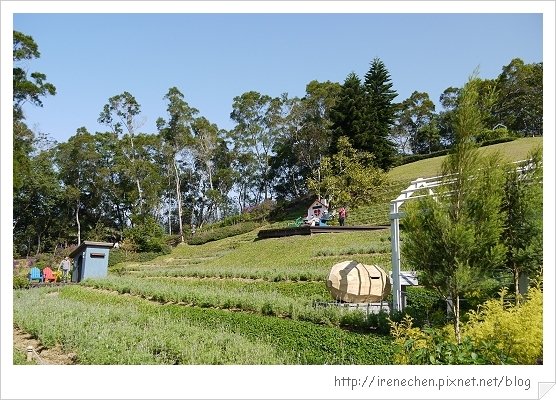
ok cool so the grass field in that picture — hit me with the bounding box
[388,137,543,183]
[12,137,543,365]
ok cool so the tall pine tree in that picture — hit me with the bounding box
[363,57,398,170]
[329,72,367,155]
[330,59,398,170]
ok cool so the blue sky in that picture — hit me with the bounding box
[12,12,543,144]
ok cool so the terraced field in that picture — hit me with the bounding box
[13,229,395,365]
[13,138,542,365]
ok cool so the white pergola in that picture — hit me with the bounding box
[389,175,448,311]
[389,159,534,312]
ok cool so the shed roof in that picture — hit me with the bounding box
[69,241,114,258]
[309,198,329,208]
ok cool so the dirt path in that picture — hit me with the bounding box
[13,327,77,365]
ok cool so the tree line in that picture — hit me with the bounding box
[13,30,543,256]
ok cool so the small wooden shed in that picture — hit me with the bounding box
[69,241,114,282]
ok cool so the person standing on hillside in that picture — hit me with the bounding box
[59,256,72,283]
[338,206,347,226]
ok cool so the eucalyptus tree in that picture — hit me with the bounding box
[271,80,341,200]
[98,91,147,216]
[54,127,102,246]
[393,91,440,155]
[191,117,224,222]
[128,133,167,223]
[156,87,198,242]
[493,58,543,136]
[229,91,286,208]
[92,131,130,239]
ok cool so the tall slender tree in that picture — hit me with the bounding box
[13,30,56,193]
[157,87,198,242]
[229,91,285,207]
[402,76,506,343]
[362,57,398,169]
[501,148,543,301]
[55,127,101,245]
[98,92,146,216]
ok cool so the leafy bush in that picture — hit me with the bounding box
[389,315,507,365]
[124,216,170,253]
[13,275,30,289]
[475,127,511,143]
[462,287,542,364]
[165,234,183,247]
[390,287,542,364]
[241,199,276,220]
[367,310,399,334]
[404,286,446,327]
[107,249,166,268]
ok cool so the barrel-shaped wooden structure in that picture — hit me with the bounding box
[326,260,391,303]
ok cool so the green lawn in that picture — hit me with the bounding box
[388,137,543,183]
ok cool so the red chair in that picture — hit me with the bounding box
[43,267,57,283]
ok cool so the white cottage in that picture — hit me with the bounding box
[304,198,330,226]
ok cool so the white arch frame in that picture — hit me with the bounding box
[389,159,535,312]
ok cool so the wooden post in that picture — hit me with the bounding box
[26,346,33,362]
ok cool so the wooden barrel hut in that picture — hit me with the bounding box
[326,260,391,303]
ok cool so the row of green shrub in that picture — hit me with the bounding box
[107,249,167,268]
[187,221,263,245]
[14,285,395,364]
[396,136,517,167]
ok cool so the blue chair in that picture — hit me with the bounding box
[28,267,43,283]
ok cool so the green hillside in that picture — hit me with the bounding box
[13,136,543,365]
[349,137,543,226]
[389,137,543,183]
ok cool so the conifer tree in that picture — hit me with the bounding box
[329,72,367,154]
[402,76,506,343]
[363,57,398,170]
[329,59,398,170]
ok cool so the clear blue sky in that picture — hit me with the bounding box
[13,12,543,144]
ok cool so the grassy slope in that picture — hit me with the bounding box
[134,228,392,281]
[388,137,543,183]
[140,137,544,273]
[351,137,543,225]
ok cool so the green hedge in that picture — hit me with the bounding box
[108,249,167,267]
[187,221,262,245]
[396,137,518,167]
